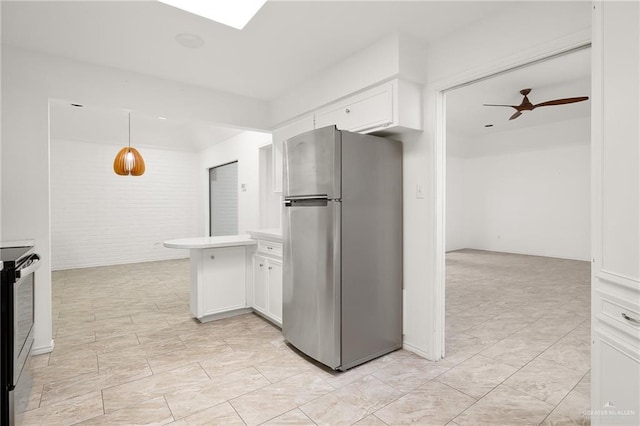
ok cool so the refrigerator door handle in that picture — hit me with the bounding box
[285,194,329,201]
[284,194,333,207]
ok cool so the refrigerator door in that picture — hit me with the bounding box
[283,125,341,199]
[283,198,341,369]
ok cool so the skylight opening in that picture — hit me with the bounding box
[158,0,268,30]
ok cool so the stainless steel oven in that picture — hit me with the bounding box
[1,244,40,425]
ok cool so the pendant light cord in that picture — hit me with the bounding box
[128,112,131,150]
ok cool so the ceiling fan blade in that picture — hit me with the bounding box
[533,96,589,108]
[483,104,518,109]
[509,111,522,120]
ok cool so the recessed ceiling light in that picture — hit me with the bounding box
[158,116,167,120]
[484,124,494,128]
[71,103,84,107]
[175,33,205,49]
[158,0,267,30]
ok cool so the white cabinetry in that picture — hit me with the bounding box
[251,239,283,326]
[252,255,268,313]
[591,2,640,425]
[315,79,421,134]
[270,78,422,193]
[592,283,640,425]
[190,246,248,320]
[315,83,392,133]
[268,260,283,321]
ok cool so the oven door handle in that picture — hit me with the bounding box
[16,254,41,279]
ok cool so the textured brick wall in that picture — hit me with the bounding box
[51,139,198,270]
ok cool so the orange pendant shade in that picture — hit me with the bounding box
[113,147,145,176]
[113,112,145,176]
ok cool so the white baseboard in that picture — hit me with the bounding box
[31,339,55,355]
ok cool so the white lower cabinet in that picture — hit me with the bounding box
[252,255,268,314]
[252,254,282,326]
[592,287,640,425]
[592,331,640,425]
[191,246,247,320]
[268,260,283,321]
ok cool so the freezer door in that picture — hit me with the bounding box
[283,198,341,369]
[283,125,341,199]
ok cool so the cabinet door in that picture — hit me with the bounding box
[252,255,268,314]
[315,83,393,133]
[593,333,640,425]
[202,247,246,316]
[272,115,315,193]
[267,260,283,323]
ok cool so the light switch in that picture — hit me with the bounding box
[241,183,247,192]
[416,184,425,199]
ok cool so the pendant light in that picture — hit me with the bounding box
[113,112,145,176]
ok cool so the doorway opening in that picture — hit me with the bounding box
[439,46,592,420]
[209,160,239,236]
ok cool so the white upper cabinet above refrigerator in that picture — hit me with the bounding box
[271,78,422,194]
[315,79,422,134]
[315,83,393,133]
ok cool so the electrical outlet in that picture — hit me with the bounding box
[241,183,247,192]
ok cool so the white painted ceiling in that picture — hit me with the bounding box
[446,47,591,155]
[5,1,591,151]
[1,0,507,101]
[49,101,246,152]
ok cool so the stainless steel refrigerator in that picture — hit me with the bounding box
[282,125,403,371]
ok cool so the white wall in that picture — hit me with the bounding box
[268,1,591,359]
[445,154,469,251]
[1,46,268,353]
[269,33,426,126]
[199,131,272,236]
[467,144,589,260]
[50,139,198,270]
[446,120,590,261]
[259,145,281,229]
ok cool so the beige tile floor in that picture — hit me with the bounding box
[17,249,591,425]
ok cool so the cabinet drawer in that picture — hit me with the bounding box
[257,240,282,256]
[601,298,640,336]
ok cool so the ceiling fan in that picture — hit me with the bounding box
[483,88,589,120]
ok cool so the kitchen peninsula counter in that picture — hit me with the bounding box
[164,235,256,322]
[246,228,282,242]
[163,235,256,249]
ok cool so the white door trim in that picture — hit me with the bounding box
[430,28,592,360]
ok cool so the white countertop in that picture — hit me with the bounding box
[247,228,282,241]
[164,235,257,249]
